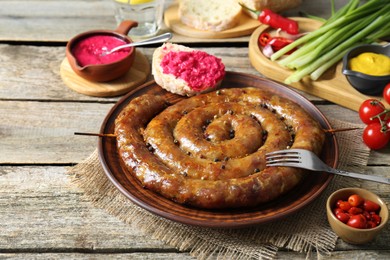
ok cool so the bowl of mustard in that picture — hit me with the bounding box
[342,43,390,96]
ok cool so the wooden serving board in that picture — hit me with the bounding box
[249,17,389,112]
[60,50,150,97]
[164,3,259,39]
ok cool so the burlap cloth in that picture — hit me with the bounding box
[67,118,369,259]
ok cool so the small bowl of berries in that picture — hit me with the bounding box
[326,187,388,244]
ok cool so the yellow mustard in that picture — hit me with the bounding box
[349,52,390,76]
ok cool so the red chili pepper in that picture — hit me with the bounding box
[267,37,297,54]
[259,9,299,35]
[239,3,299,35]
[258,32,271,47]
[268,37,294,51]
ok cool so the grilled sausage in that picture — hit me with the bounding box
[115,87,325,209]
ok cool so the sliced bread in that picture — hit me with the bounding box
[179,0,242,32]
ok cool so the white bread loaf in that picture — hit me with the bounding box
[152,43,225,96]
[240,0,302,19]
[179,0,242,32]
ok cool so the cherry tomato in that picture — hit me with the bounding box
[359,99,386,125]
[348,194,364,207]
[347,214,367,229]
[366,221,377,228]
[332,194,382,229]
[348,206,363,215]
[383,82,390,105]
[338,201,351,211]
[371,213,381,225]
[363,200,380,212]
[335,199,344,208]
[362,122,390,150]
[336,212,350,224]
[362,210,371,221]
[334,207,344,215]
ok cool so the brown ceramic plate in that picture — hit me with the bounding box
[98,72,338,228]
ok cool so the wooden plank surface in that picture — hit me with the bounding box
[1,95,389,163]
[0,45,322,101]
[0,101,359,163]
[1,0,389,259]
[1,45,389,260]
[0,0,350,43]
[1,165,389,256]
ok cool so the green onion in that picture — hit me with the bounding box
[298,11,327,23]
[285,14,390,83]
[270,0,390,84]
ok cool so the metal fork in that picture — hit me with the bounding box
[266,149,390,184]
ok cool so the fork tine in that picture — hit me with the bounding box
[265,158,301,163]
[265,154,300,160]
[266,148,303,155]
[266,162,301,167]
[265,149,294,155]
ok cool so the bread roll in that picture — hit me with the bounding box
[152,43,225,96]
[240,0,302,19]
[179,0,242,32]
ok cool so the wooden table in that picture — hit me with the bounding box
[1,1,389,259]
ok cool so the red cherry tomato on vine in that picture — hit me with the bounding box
[348,194,364,207]
[362,122,390,150]
[359,99,386,125]
[383,83,390,105]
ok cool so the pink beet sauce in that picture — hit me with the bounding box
[71,35,131,67]
[161,50,225,91]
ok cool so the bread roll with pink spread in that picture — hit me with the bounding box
[152,43,226,96]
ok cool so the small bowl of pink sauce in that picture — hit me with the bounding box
[66,20,138,82]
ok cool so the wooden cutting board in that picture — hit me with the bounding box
[60,50,150,97]
[249,17,389,112]
[164,3,259,39]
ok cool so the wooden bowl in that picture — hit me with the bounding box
[66,20,138,82]
[326,187,389,244]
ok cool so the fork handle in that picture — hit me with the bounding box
[330,168,390,184]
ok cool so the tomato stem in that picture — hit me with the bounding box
[369,109,390,129]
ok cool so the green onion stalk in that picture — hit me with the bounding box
[270,0,390,84]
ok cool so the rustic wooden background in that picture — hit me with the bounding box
[1,0,389,259]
